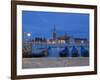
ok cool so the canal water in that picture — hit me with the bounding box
[48,48,64,57]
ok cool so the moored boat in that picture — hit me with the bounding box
[32,48,49,57]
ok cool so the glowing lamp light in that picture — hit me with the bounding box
[27,33,31,37]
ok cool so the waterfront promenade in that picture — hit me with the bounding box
[22,57,89,69]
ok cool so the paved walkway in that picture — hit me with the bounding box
[22,57,89,69]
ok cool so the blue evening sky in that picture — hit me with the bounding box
[22,11,89,39]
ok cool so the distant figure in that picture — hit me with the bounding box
[59,46,69,57]
[71,46,79,57]
[80,45,89,57]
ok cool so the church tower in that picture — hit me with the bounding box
[53,25,56,40]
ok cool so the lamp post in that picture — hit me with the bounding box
[27,32,32,44]
[27,32,32,56]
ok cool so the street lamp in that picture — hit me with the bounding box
[27,32,32,55]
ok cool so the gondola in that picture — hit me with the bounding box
[71,46,79,57]
[32,48,49,57]
[59,46,69,57]
[80,45,89,57]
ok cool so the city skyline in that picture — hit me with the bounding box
[22,11,89,39]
